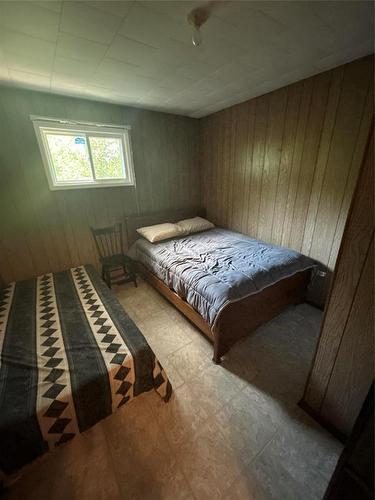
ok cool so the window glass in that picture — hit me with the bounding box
[89,136,125,179]
[46,133,92,182]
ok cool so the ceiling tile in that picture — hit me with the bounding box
[53,55,99,78]
[1,28,56,62]
[0,47,10,81]
[0,66,10,81]
[210,60,254,84]
[32,1,62,14]
[194,37,249,68]
[90,59,156,94]
[151,37,212,72]
[0,1,60,42]
[175,60,218,81]
[9,69,50,89]
[107,35,158,66]
[51,72,87,88]
[157,73,195,91]
[212,5,287,49]
[95,57,141,79]
[56,32,107,63]
[60,1,122,45]
[186,76,223,95]
[133,60,180,80]
[138,1,202,21]
[83,85,142,107]
[118,2,182,48]
[5,51,54,77]
[84,1,135,18]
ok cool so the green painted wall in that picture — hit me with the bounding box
[0,86,200,282]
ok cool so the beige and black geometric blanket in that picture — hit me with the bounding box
[0,265,171,475]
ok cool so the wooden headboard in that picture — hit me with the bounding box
[125,207,206,248]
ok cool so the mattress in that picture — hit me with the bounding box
[133,228,316,327]
[0,265,171,476]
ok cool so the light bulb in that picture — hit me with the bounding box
[192,26,202,47]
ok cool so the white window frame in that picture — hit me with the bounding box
[31,116,136,190]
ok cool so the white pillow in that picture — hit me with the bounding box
[136,222,184,243]
[177,216,215,234]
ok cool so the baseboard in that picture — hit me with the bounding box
[298,399,348,444]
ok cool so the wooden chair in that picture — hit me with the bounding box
[90,223,137,288]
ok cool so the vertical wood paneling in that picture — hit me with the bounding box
[321,236,374,435]
[201,55,374,271]
[303,126,374,410]
[241,101,256,235]
[309,56,372,265]
[271,82,302,245]
[281,78,314,249]
[301,66,345,256]
[327,81,374,269]
[0,87,200,283]
[289,71,331,251]
[258,88,287,243]
[249,95,269,237]
[302,126,374,435]
[230,103,248,232]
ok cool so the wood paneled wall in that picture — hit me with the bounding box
[0,87,200,283]
[1,56,373,285]
[201,55,374,271]
[301,127,374,437]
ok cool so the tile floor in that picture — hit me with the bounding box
[4,278,342,500]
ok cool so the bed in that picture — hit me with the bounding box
[0,265,171,478]
[126,209,316,363]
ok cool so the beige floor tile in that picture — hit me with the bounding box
[5,424,122,500]
[150,383,211,452]
[141,317,193,359]
[215,387,279,466]
[166,340,213,383]
[156,355,185,389]
[226,442,305,500]
[258,407,342,500]
[3,281,341,500]
[176,419,244,499]
[102,393,192,500]
[187,362,247,415]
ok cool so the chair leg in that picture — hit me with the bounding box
[123,265,137,288]
[105,269,111,288]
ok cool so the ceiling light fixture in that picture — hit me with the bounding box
[192,23,203,47]
[187,6,210,47]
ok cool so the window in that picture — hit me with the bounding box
[32,117,135,190]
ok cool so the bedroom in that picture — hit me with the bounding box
[0,1,373,499]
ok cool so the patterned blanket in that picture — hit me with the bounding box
[0,265,171,475]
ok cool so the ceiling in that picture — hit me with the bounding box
[0,1,373,118]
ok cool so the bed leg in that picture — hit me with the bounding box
[213,340,222,364]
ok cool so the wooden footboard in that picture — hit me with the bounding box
[137,263,311,363]
[212,270,311,362]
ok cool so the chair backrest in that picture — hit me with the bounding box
[90,223,124,259]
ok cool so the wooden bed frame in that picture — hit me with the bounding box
[125,208,311,364]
